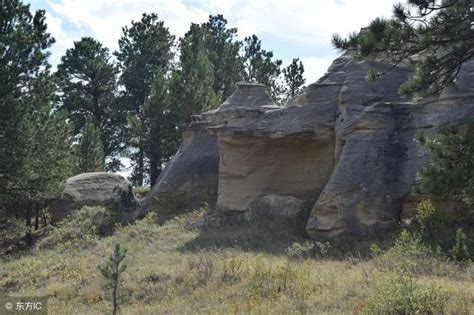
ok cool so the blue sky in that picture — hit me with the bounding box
[29,0,402,83]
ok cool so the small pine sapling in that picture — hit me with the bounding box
[100,244,127,315]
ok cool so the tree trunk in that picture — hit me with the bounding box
[112,279,118,315]
[137,149,144,187]
[149,154,162,188]
[25,201,32,246]
[34,202,39,231]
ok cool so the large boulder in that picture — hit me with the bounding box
[51,172,137,221]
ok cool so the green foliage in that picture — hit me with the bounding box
[419,124,474,208]
[143,69,179,186]
[286,241,331,260]
[100,244,128,315]
[282,58,305,101]
[333,0,473,96]
[56,37,123,171]
[243,34,283,101]
[169,23,219,123]
[75,118,105,173]
[115,13,175,186]
[369,243,382,258]
[415,199,436,236]
[133,186,150,199]
[37,206,111,252]
[363,268,455,314]
[201,15,244,101]
[0,0,74,212]
[449,228,471,263]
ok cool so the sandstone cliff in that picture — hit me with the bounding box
[132,52,474,238]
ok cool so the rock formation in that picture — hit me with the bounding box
[51,172,137,221]
[134,53,474,238]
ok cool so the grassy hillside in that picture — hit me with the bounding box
[1,206,473,314]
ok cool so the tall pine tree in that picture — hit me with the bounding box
[115,13,175,186]
[1,0,73,210]
[202,15,243,101]
[169,24,219,124]
[243,34,282,101]
[143,70,179,186]
[56,37,122,171]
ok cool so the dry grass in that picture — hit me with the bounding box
[0,207,473,314]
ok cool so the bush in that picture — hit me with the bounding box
[374,229,439,274]
[363,268,454,314]
[286,241,331,260]
[449,228,471,263]
[37,206,112,251]
[133,186,150,199]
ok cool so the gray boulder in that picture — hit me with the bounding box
[51,172,137,221]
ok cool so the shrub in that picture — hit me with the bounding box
[37,206,111,251]
[449,228,471,263]
[286,241,331,260]
[363,268,454,314]
[133,186,150,199]
[374,229,437,274]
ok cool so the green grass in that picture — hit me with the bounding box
[1,207,473,314]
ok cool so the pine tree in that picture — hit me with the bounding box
[100,244,127,315]
[243,34,282,101]
[202,15,244,100]
[332,0,473,96]
[169,23,219,124]
[115,13,175,186]
[419,124,474,207]
[282,58,306,101]
[1,0,74,223]
[75,118,105,174]
[145,70,179,186]
[56,37,122,171]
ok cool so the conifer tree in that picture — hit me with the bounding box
[332,0,473,96]
[115,13,175,186]
[419,124,474,207]
[169,24,219,124]
[56,37,122,171]
[0,0,74,219]
[100,244,127,315]
[202,15,244,100]
[243,34,282,101]
[75,118,105,174]
[282,58,306,101]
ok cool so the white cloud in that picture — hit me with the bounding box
[47,0,209,52]
[44,0,403,81]
[231,0,398,43]
[300,56,337,83]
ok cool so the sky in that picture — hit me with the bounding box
[29,0,403,84]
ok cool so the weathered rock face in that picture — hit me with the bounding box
[51,172,137,220]
[127,124,219,222]
[126,84,273,220]
[247,194,305,224]
[139,54,474,238]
